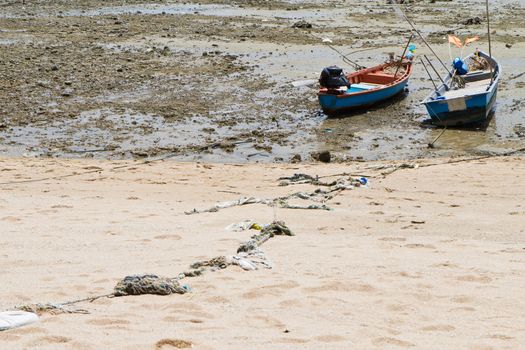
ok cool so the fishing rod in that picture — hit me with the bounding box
[424,55,448,90]
[391,4,449,73]
[485,0,494,85]
[321,38,365,70]
[419,57,439,92]
[394,33,414,77]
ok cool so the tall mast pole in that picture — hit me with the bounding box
[486,0,492,58]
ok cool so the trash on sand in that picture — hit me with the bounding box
[231,256,258,270]
[0,311,38,331]
[231,249,274,271]
[225,220,255,232]
[358,177,369,187]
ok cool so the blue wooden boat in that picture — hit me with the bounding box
[317,60,413,115]
[422,50,500,126]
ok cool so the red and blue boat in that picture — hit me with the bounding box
[317,59,413,115]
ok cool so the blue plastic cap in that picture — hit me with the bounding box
[408,44,416,52]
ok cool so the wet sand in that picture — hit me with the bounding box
[1,155,525,349]
[1,0,525,162]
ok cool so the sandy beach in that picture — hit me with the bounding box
[2,0,525,348]
[1,155,525,349]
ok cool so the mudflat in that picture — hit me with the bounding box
[1,0,525,161]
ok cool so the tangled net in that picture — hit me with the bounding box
[468,55,490,71]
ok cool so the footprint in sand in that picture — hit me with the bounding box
[87,318,131,326]
[1,216,21,222]
[247,314,285,329]
[372,337,415,347]
[398,271,422,279]
[431,262,460,268]
[241,281,300,300]
[241,288,280,300]
[450,306,476,312]
[274,337,309,344]
[487,334,514,340]
[9,326,47,335]
[163,304,215,320]
[187,319,204,324]
[73,284,88,291]
[30,335,72,345]
[303,281,376,294]
[404,243,436,249]
[162,316,179,323]
[315,335,346,342]
[155,339,193,349]
[378,237,406,242]
[420,324,456,332]
[456,275,492,283]
[205,295,230,304]
[153,234,182,240]
[278,299,304,308]
[0,333,21,341]
[94,278,110,284]
[450,295,474,304]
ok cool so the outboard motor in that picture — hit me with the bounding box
[319,66,350,90]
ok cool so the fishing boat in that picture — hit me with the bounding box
[421,50,500,126]
[318,58,413,115]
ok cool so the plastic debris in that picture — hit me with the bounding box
[225,220,254,232]
[0,311,39,331]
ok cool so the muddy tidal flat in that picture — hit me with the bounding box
[1,0,524,162]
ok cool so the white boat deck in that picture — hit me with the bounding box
[442,78,491,99]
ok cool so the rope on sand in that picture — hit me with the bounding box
[375,147,525,178]
[12,221,293,315]
[185,175,367,215]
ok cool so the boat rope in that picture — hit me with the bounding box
[10,221,294,315]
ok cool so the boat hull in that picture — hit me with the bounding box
[424,84,497,126]
[318,80,408,115]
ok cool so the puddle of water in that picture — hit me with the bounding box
[0,39,18,45]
